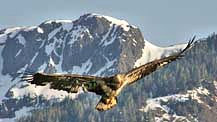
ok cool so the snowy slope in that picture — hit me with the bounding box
[139,80,217,122]
[134,40,186,67]
[0,13,187,120]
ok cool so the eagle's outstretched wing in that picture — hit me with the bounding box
[125,36,195,85]
[22,73,106,93]
[22,73,119,111]
[22,72,120,111]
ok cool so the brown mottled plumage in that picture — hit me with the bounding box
[22,36,195,111]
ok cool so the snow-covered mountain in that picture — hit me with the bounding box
[0,13,186,120]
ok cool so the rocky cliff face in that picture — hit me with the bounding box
[0,13,185,120]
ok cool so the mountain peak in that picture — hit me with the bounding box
[74,13,133,32]
[44,20,73,24]
[86,13,132,31]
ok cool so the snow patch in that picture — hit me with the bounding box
[4,27,22,34]
[48,27,61,40]
[88,13,131,31]
[15,49,22,57]
[67,26,91,45]
[0,34,7,44]
[55,34,68,73]
[122,39,126,42]
[139,98,168,113]
[139,93,189,113]
[186,86,210,105]
[10,83,79,101]
[100,15,129,31]
[30,52,39,65]
[141,86,211,113]
[134,40,186,67]
[45,20,73,24]
[37,27,44,33]
[62,23,74,32]
[49,57,55,66]
[100,27,112,45]
[24,26,37,32]
[94,56,116,76]
[17,34,26,46]
[45,42,55,56]
[139,96,191,122]
[71,59,93,74]
[103,35,116,46]
[102,27,118,46]
[139,95,191,122]
[99,25,119,47]
[3,27,24,38]
[133,39,137,44]
[139,85,212,121]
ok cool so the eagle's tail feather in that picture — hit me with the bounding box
[96,96,117,111]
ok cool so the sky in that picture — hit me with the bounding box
[0,0,217,46]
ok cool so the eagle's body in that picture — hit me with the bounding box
[22,37,195,111]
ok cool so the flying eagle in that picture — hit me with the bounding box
[22,37,195,111]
